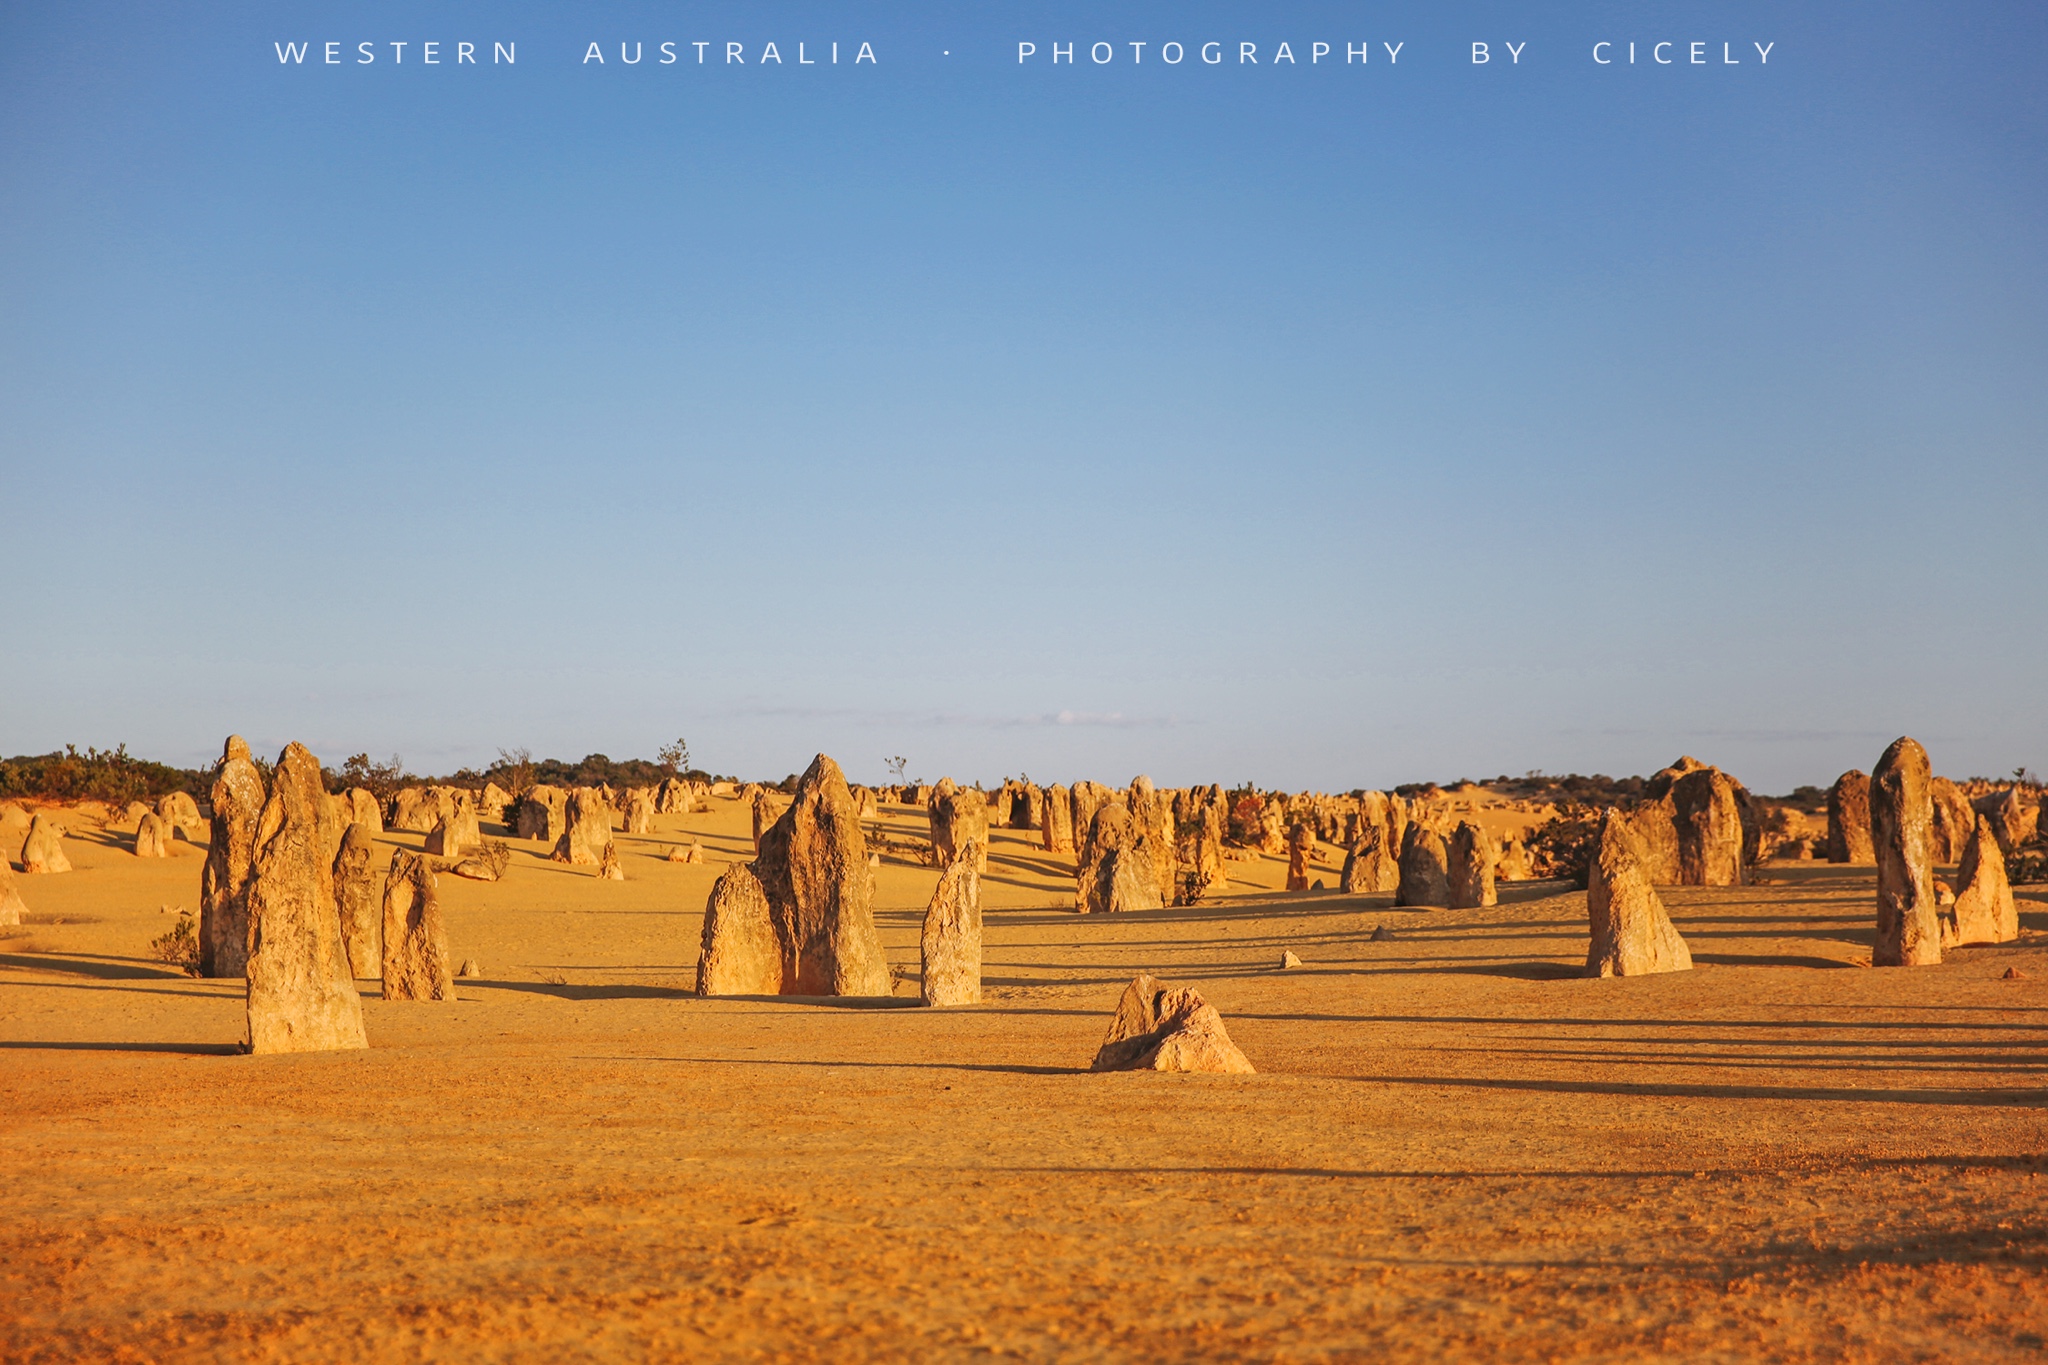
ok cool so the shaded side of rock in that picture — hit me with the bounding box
[1395,824,1450,907]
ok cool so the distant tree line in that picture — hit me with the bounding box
[0,746,208,805]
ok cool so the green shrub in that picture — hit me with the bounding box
[149,910,201,977]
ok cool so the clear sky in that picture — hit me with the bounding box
[3,1,2043,793]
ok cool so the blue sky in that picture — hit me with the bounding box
[2,2,2043,792]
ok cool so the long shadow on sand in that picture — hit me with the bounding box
[1359,1072,2048,1107]
[0,1039,242,1055]
[0,952,192,981]
[578,1054,1081,1075]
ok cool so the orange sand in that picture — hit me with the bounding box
[3,794,2045,1360]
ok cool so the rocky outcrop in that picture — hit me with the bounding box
[244,743,369,1053]
[1446,821,1497,909]
[1973,788,2039,857]
[1670,767,1746,887]
[1585,809,1692,977]
[753,754,889,996]
[1174,789,1228,897]
[515,785,566,842]
[1070,782,1109,860]
[19,813,71,874]
[343,787,383,834]
[380,850,452,1001]
[1497,835,1533,882]
[621,787,655,835]
[423,794,481,860]
[332,823,382,979]
[1871,737,1941,968]
[1627,799,1682,886]
[656,777,694,815]
[468,783,503,822]
[1090,975,1254,1074]
[930,787,991,873]
[1042,783,1074,854]
[1340,822,1397,894]
[390,787,439,834]
[1285,821,1314,892]
[751,787,776,853]
[0,860,27,926]
[1395,824,1450,907]
[1928,777,1975,864]
[1947,814,2018,947]
[1076,802,1164,915]
[920,839,982,1006]
[550,787,613,867]
[1826,770,1874,864]
[158,791,204,839]
[1128,777,1178,904]
[134,810,171,858]
[201,736,266,978]
[696,863,781,995]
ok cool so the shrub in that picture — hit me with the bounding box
[0,745,204,807]
[473,838,512,879]
[150,910,201,977]
[1525,804,1603,889]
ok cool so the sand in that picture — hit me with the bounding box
[3,794,2045,1360]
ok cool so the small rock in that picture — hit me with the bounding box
[1091,975,1254,1074]
[2004,967,2030,980]
[1280,950,1303,969]
[1370,924,1393,942]
[1308,879,1324,892]
[457,959,481,979]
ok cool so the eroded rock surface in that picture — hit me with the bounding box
[1090,975,1255,1074]
[332,823,382,978]
[753,754,889,997]
[201,736,265,978]
[920,839,983,1007]
[245,743,369,1052]
[1585,809,1693,978]
[697,863,782,996]
[381,849,452,1002]
[1871,737,1941,968]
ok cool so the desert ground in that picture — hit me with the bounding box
[3,790,2046,1361]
